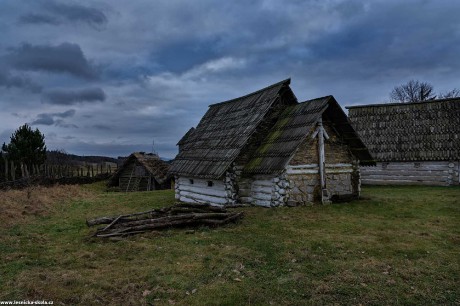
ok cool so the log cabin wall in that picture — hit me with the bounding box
[348,98,459,187]
[175,176,229,206]
[360,161,459,186]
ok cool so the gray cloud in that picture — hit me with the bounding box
[91,124,112,130]
[44,87,106,105]
[47,2,107,27]
[18,13,60,25]
[0,70,42,92]
[7,43,98,79]
[31,109,76,126]
[17,2,107,28]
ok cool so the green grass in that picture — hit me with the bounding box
[0,184,459,305]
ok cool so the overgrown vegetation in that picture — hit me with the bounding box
[0,184,458,305]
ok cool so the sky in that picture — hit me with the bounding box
[0,0,459,159]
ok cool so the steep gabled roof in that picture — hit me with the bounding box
[169,79,293,179]
[244,96,375,174]
[177,127,195,146]
[108,152,170,186]
[347,98,460,161]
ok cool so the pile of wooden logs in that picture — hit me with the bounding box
[86,203,244,238]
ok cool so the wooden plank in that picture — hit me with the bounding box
[360,169,448,176]
[251,192,272,201]
[251,180,273,188]
[361,162,451,171]
[362,179,448,186]
[364,174,448,182]
[239,196,253,203]
[179,185,227,197]
[250,185,272,194]
[179,191,228,204]
[252,199,271,207]
[178,177,225,188]
[179,195,224,205]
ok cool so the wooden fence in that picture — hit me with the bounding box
[0,158,118,183]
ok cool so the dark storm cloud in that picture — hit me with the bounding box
[31,109,76,126]
[2,0,460,158]
[17,1,107,27]
[44,87,106,105]
[0,70,42,92]
[7,43,98,79]
[47,2,107,27]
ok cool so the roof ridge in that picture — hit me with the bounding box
[346,97,460,109]
[209,78,291,107]
[298,95,333,104]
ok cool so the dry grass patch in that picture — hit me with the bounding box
[0,184,94,228]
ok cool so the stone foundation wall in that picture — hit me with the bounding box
[286,163,360,205]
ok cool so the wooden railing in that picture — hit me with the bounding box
[0,158,118,182]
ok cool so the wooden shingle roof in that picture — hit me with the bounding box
[108,152,170,186]
[169,79,293,179]
[244,96,375,174]
[347,98,460,161]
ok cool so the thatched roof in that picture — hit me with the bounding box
[169,79,295,179]
[108,152,170,186]
[347,98,460,161]
[244,96,375,174]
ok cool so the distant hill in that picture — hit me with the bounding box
[46,150,119,165]
[47,150,172,165]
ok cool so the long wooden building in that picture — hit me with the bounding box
[347,98,460,186]
[108,152,171,191]
[169,79,374,207]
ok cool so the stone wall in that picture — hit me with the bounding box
[286,118,360,205]
[286,163,359,205]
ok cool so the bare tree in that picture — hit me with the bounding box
[438,88,460,99]
[390,80,460,102]
[390,80,436,103]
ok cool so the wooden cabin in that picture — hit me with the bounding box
[169,79,374,207]
[347,98,460,186]
[108,152,171,191]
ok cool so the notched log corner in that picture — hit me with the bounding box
[86,203,244,238]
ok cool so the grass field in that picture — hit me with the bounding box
[0,183,458,305]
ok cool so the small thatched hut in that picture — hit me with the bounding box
[108,152,171,191]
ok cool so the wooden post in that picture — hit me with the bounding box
[312,118,330,203]
[91,165,94,177]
